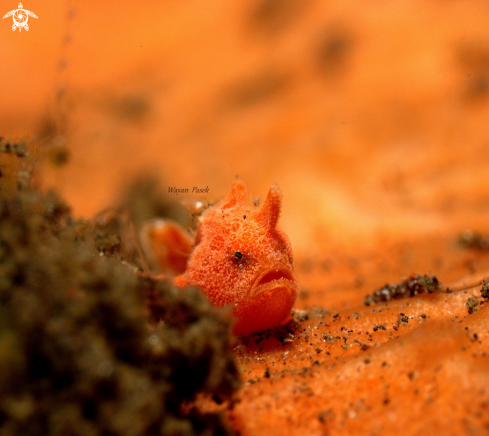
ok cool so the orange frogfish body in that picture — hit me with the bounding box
[141,180,300,336]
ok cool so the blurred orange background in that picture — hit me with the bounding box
[3,1,489,434]
[3,0,489,258]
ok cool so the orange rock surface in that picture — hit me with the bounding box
[3,1,489,434]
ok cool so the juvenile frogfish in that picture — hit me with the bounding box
[140,180,300,336]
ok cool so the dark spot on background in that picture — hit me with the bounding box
[220,69,291,110]
[456,40,489,101]
[110,93,151,122]
[315,26,354,78]
[248,0,309,35]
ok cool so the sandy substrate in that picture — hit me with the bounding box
[3,0,489,434]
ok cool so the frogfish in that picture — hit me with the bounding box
[140,179,300,336]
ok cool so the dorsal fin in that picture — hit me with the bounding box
[255,182,282,230]
[219,179,246,209]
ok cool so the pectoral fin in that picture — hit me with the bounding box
[139,219,193,275]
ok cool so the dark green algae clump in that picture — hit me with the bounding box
[0,139,240,436]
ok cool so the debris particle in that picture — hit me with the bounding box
[365,274,441,305]
[408,370,419,381]
[318,408,334,424]
[480,278,489,299]
[466,297,481,314]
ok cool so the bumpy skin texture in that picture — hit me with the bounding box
[174,180,300,336]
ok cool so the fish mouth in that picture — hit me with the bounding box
[233,265,300,336]
[250,266,299,297]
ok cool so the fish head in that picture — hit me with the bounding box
[185,180,300,336]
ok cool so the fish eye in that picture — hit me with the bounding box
[234,251,243,260]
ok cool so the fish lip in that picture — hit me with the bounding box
[250,265,299,297]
